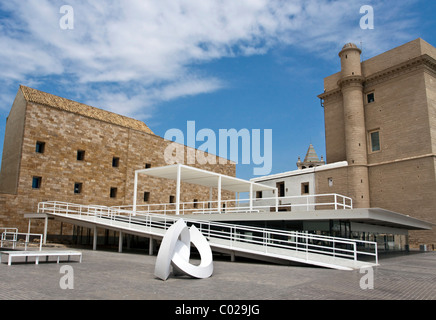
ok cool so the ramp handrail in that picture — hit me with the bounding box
[38,201,377,265]
[110,193,353,215]
[1,230,43,251]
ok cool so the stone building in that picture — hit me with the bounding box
[317,38,436,247]
[0,85,235,238]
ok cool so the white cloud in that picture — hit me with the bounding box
[0,0,420,117]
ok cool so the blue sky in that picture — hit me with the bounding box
[0,0,435,180]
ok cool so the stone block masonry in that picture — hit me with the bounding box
[0,86,235,237]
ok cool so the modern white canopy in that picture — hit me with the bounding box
[133,164,278,215]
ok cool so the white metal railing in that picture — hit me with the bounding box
[0,229,43,251]
[38,201,377,266]
[111,193,353,216]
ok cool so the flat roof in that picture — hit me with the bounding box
[250,161,348,182]
[136,164,277,193]
[188,208,434,231]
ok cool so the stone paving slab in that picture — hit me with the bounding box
[0,247,435,300]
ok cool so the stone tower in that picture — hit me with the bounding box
[296,144,325,169]
[338,43,370,207]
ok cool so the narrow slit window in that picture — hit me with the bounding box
[169,195,175,204]
[77,150,85,161]
[74,182,83,194]
[112,157,120,168]
[32,176,42,189]
[110,187,118,198]
[35,141,45,154]
[143,192,150,202]
[367,92,375,104]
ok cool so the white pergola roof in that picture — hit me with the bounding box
[135,164,276,193]
[133,164,277,215]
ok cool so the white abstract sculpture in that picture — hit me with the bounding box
[154,219,213,281]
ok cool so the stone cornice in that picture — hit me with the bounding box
[317,88,341,100]
[337,75,365,89]
[364,54,436,87]
[318,54,436,100]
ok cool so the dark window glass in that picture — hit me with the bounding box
[32,176,42,189]
[77,150,85,161]
[110,187,117,198]
[35,141,45,154]
[112,157,120,168]
[370,131,381,152]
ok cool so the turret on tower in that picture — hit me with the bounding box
[337,42,370,207]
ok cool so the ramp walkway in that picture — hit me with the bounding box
[36,201,378,270]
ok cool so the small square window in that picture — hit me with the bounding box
[35,141,45,154]
[74,182,83,194]
[112,157,120,168]
[145,163,151,169]
[301,182,309,195]
[256,191,263,199]
[367,93,375,104]
[143,192,150,202]
[32,176,42,189]
[369,130,381,152]
[77,150,85,161]
[169,195,175,204]
[110,187,118,198]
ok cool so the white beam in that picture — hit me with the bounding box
[93,226,97,251]
[176,164,181,215]
[217,175,222,212]
[133,171,138,215]
[43,216,48,245]
[149,237,154,255]
[249,183,253,212]
[118,231,123,253]
[275,188,279,212]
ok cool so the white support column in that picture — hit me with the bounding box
[149,237,154,255]
[118,231,123,253]
[217,176,222,213]
[93,226,97,251]
[43,216,48,245]
[275,188,279,212]
[249,183,253,212]
[176,164,181,215]
[209,187,213,210]
[27,219,31,234]
[133,171,138,216]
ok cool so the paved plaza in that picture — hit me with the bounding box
[0,246,435,300]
